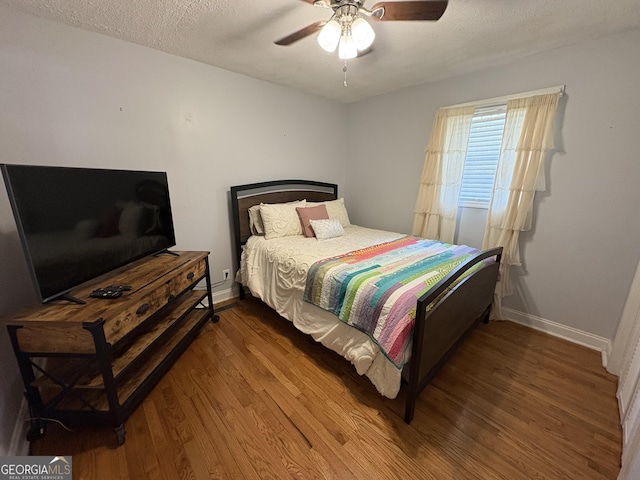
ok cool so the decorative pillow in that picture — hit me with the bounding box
[307,198,351,227]
[248,205,265,236]
[296,204,329,238]
[309,218,345,240]
[260,200,307,240]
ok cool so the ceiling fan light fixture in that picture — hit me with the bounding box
[317,19,341,52]
[351,17,375,51]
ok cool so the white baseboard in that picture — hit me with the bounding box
[502,307,612,368]
[200,293,614,368]
[194,285,239,307]
[212,286,238,304]
[5,398,30,456]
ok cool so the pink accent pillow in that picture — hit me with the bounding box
[296,205,329,237]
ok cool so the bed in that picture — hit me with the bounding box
[230,180,502,423]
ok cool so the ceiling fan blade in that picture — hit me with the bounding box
[371,1,448,21]
[274,20,327,46]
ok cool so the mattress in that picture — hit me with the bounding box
[237,225,409,398]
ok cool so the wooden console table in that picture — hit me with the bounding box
[2,251,217,445]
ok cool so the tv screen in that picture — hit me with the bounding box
[1,164,177,303]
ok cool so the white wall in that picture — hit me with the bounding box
[0,185,38,455]
[0,6,347,454]
[346,27,640,341]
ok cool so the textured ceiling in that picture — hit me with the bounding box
[2,0,640,103]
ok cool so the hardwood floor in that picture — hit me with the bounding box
[31,297,622,479]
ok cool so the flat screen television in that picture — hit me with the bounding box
[1,164,177,303]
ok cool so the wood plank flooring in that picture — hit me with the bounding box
[31,297,622,479]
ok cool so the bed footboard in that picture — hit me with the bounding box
[404,247,502,424]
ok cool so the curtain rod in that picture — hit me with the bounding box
[444,84,565,109]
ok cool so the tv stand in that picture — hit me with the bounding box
[2,251,215,446]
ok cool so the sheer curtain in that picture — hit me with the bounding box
[482,92,561,318]
[412,106,474,243]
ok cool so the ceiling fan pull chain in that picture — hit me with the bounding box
[343,59,348,87]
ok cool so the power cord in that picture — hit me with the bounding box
[27,416,75,432]
[210,270,232,288]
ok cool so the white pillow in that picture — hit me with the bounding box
[248,205,265,236]
[309,218,345,240]
[260,200,307,240]
[307,198,351,227]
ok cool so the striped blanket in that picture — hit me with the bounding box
[303,236,480,368]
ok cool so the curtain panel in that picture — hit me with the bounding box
[482,92,561,318]
[412,106,474,243]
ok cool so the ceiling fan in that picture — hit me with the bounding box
[275,0,448,60]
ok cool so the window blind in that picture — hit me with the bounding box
[458,104,507,208]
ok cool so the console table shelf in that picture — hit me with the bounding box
[2,251,218,445]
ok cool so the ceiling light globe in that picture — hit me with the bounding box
[351,17,375,51]
[338,33,358,60]
[317,19,341,52]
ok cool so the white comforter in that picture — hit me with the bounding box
[237,225,408,398]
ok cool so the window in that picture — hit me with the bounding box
[458,105,507,208]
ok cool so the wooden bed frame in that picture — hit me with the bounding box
[230,180,502,423]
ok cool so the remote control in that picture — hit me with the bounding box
[92,285,131,293]
[104,285,132,291]
[90,289,123,299]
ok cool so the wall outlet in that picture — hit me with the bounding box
[222,269,230,281]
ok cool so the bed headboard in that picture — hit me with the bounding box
[230,179,338,273]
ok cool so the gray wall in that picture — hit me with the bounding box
[0,186,39,455]
[346,27,640,341]
[0,6,347,454]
